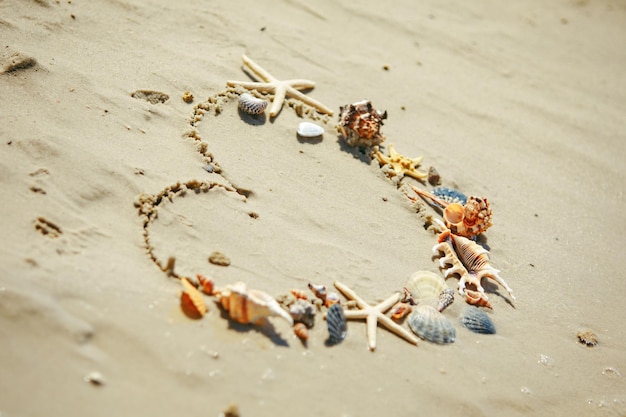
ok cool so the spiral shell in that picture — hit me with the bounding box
[459,306,496,334]
[444,196,492,238]
[290,289,309,301]
[326,303,347,345]
[289,299,316,328]
[293,322,309,341]
[196,273,214,295]
[437,288,455,313]
[408,305,456,344]
[337,99,387,147]
[405,270,447,305]
[308,282,327,300]
[238,93,268,115]
[215,281,293,326]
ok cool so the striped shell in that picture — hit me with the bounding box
[293,322,309,341]
[215,281,293,325]
[238,93,268,115]
[408,305,456,344]
[297,122,324,138]
[326,303,347,345]
[180,277,208,318]
[405,270,447,305]
[459,306,496,334]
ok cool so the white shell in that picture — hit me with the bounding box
[405,270,447,305]
[408,305,456,344]
[296,122,324,138]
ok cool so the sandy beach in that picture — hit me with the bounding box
[1,0,626,416]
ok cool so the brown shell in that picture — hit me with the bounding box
[197,273,214,295]
[337,99,387,147]
[215,281,293,326]
[181,277,208,318]
[293,322,309,341]
[444,197,492,238]
[290,289,309,301]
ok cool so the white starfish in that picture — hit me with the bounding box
[334,281,419,351]
[227,55,334,118]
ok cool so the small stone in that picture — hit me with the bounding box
[209,251,230,266]
[84,371,104,386]
[182,90,194,103]
[428,165,441,186]
[577,329,598,347]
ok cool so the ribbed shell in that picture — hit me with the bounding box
[326,303,347,345]
[405,270,447,305]
[238,93,268,115]
[432,187,467,206]
[459,306,496,334]
[408,305,456,344]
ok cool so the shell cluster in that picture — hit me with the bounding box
[444,196,493,239]
[337,99,387,147]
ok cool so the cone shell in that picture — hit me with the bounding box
[293,322,309,341]
[437,288,455,312]
[181,277,208,317]
[405,270,447,304]
[326,303,347,345]
[408,305,456,344]
[197,273,214,295]
[460,306,496,334]
[216,281,293,326]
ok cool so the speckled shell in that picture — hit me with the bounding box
[408,305,456,344]
[289,299,316,328]
[405,270,447,305]
[297,122,324,137]
[215,281,293,325]
[337,99,387,147]
[459,306,496,334]
[432,187,467,206]
[238,93,268,115]
[444,196,493,238]
[326,303,347,345]
[437,288,455,313]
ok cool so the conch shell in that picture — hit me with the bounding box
[433,230,514,307]
[214,281,293,326]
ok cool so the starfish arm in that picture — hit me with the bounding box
[375,292,402,313]
[226,80,276,92]
[282,79,316,89]
[334,281,369,309]
[343,309,370,320]
[377,315,420,346]
[286,88,334,115]
[269,83,288,117]
[411,156,424,165]
[241,55,276,83]
[367,313,378,351]
[404,170,428,180]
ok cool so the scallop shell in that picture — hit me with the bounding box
[405,270,447,304]
[289,299,316,328]
[326,303,347,345]
[297,122,324,138]
[459,306,496,334]
[238,93,268,115]
[180,277,208,317]
[215,281,293,326]
[408,305,456,344]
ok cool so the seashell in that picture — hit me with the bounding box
[408,305,456,344]
[428,166,441,186]
[180,277,208,318]
[446,196,493,238]
[290,289,309,301]
[238,93,267,115]
[215,281,293,326]
[464,289,492,309]
[405,270,447,305]
[437,288,455,312]
[337,99,387,148]
[308,282,327,301]
[577,329,598,347]
[296,122,324,138]
[197,273,214,295]
[326,302,347,345]
[324,291,341,307]
[432,187,467,206]
[390,302,412,320]
[433,230,514,305]
[289,299,316,328]
[293,322,309,341]
[459,306,496,334]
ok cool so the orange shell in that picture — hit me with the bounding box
[324,292,341,308]
[216,281,293,325]
[293,322,309,341]
[181,277,208,318]
[290,289,309,301]
[197,273,214,295]
[464,289,492,309]
[443,197,493,238]
[391,302,412,320]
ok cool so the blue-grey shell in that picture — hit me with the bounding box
[289,299,316,329]
[432,187,467,206]
[459,306,496,334]
[238,93,268,115]
[408,305,456,344]
[326,303,347,345]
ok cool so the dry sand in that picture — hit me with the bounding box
[1,0,626,416]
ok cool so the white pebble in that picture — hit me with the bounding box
[296,122,324,138]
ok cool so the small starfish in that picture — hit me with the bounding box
[334,281,419,351]
[226,55,334,118]
[373,143,427,181]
